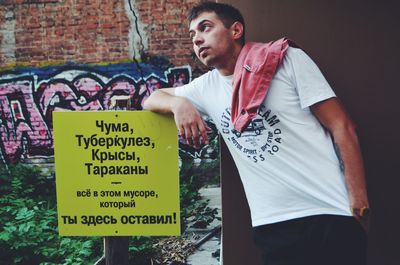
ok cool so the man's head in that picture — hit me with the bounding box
[188,2,245,74]
[188,2,245,45]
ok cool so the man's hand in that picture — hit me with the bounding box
[172,97,209,149]
[353,210,370,233]
[143,88,209,149]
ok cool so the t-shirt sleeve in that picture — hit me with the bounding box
[288,47,336,109]
[174,74,208,115]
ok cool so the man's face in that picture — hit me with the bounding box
[189,12,236,68]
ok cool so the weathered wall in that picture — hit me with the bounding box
[0,0,206,71]
[0,0,214,165]
[0,64,192,164]
[1,0,131,64]
[136,0,207,75]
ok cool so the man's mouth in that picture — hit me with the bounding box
[198,47,209,57]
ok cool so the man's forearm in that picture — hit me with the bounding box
[143,89,178,114]
[332,124,369,208]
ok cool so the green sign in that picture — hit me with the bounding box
[53,111,180,236]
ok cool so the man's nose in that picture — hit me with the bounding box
[193,33,204,46]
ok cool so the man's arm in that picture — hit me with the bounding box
[311,98,369,222]
[143,88,209,148]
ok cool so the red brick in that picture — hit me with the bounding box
[1,0,212,70]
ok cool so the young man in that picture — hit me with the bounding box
[144,2,369,265]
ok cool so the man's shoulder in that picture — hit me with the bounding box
[285,46,305,59]
[194,68,220,80]
[190,68,224,86]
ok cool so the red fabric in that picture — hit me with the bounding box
[231,38,289,132]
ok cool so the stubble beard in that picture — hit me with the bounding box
[199,53,219,68]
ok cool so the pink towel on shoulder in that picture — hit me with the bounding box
[231,38,289,132]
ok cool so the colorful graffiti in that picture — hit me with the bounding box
[0,63,195,164]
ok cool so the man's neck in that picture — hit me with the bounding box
[216,44,243,76]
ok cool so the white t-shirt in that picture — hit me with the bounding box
[175,47,352,227]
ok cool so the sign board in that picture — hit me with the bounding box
[53,111,180,236]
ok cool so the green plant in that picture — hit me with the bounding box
[179,157,221,230]
[128,236,157,264]
[0,164,102,265]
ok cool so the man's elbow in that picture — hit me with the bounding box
[142,95,152,110]
[142,91,159,110]
[331,117,358,140]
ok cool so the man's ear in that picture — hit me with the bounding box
[231,21,244,41]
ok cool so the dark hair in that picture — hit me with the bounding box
[188,1,245,45]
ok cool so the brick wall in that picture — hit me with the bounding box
[136,0,208,75]
[2,0,133,64]
[0,0,208,72]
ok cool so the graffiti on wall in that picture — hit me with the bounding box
[0,63,217,164]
